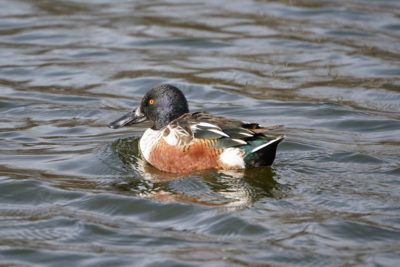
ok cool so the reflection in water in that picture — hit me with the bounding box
[111,136,284,208]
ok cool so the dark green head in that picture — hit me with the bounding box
[108,84,189,130]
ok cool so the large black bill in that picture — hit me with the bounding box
[108,110,147,129]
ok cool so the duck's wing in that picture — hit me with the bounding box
[164,112,279,148]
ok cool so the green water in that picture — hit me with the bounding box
[0,0,399,266]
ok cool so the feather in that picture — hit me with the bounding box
[251,135,285,153]
[193,128,226,139]
[196,122,220,128]
[192,122,230,139]
[214,138,247,148]
[223,128,254,138]
[208,128,229,137]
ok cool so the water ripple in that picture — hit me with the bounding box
[0,0,399,266]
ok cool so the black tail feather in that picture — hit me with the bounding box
[244,136,284,167]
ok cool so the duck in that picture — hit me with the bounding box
[108,84,284,174]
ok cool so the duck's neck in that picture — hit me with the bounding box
[152,105,189,130]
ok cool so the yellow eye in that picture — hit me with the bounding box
[149,99,155,105]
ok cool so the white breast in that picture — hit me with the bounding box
[139,128,162,162]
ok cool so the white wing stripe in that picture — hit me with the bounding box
[251,137,282,153]
[231,138,247,145]
[208,128,229,137]
[237,132,254,137]
[196,122,220,129]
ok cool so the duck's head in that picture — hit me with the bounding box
[108,84,189,130]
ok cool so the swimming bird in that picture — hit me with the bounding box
[108,84,284,173]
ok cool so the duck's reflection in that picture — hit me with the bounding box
[111,137,285,208]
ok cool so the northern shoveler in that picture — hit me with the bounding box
[108,84,284,174]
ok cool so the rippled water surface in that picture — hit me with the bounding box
[1,0,400,266]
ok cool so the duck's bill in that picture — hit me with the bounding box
[108,108,147,129]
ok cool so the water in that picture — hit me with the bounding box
[0,0,399,266]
